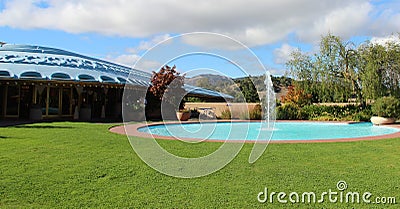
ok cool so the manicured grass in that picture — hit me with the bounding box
[0,122,399,208]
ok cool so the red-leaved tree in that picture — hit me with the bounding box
[147,66,186,119]
[281,85,312,107]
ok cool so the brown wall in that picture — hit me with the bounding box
[185,102,260,118]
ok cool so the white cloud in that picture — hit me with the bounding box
[368,1,400,36]
[136,34,172,51]
[134,60,163,73]
[273,43,297,65]
[106,52,162,73]
[297,1,372,43]
[1,0,398,48]
[268,68,286,76]
[105,34,171,71]
[105,54,140,67]
[180,33,246,50]
[370,34,400,46]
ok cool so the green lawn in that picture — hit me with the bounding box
[0,122,399,208]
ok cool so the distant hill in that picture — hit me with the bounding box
[185,74,292,102]
[185,74,231,86]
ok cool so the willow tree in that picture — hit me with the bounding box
[381,40,400,97]
[316,34,361,102]
[358,43,387,100]
[287,34,362,103]
[358,37,400,99]
[286,50,321,102]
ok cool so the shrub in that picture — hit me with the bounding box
[278,103,370,121]
[249,104,262,120]
[312,115,338,121]
[185,97,204,103]
[219,108,231,119]
[301,104,362,120]
[301,105,323,119]
[277,103,301,120]
[190,108,200,119]
[281,85,312,107]
[371,96,400,118]
[351,108,372,121]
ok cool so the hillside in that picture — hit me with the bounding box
[185,74,232,86]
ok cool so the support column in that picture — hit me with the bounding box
[74,86,83,120]
[30,85,46,120]
[101,87,108,119]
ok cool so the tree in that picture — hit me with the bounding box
[286,49,322,102]
[286,33,400,104]
[236,77,260,103]
[149,65,184,99]
[146,65,186,119]
[317,34,360,102]
[358,43,387,100]
[358,36,400,100]
[287,34,361,103]
[281,85,312,107]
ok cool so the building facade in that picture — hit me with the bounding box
[0,44,232,121]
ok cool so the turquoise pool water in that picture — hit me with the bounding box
[138,122,400,141]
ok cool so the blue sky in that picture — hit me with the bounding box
[0,0,399,78]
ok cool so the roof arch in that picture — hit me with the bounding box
[51,72,73,80]
[0,69,13,78]
[77,74,96,82]
[20,71,44,79]
[117,77,128,84]
[100,75,116,83]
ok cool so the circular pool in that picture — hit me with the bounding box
[136,121,400,142]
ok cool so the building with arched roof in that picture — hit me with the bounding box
[0,44,232,120]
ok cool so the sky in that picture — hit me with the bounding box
[0,0,400,78]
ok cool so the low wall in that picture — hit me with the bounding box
[185,102,260,118]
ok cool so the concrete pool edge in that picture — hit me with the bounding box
[109,120,400,144]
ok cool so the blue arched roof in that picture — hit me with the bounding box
[0,44,150,86]
[0,44,233,99]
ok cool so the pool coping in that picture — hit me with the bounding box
[109,120,400,144]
